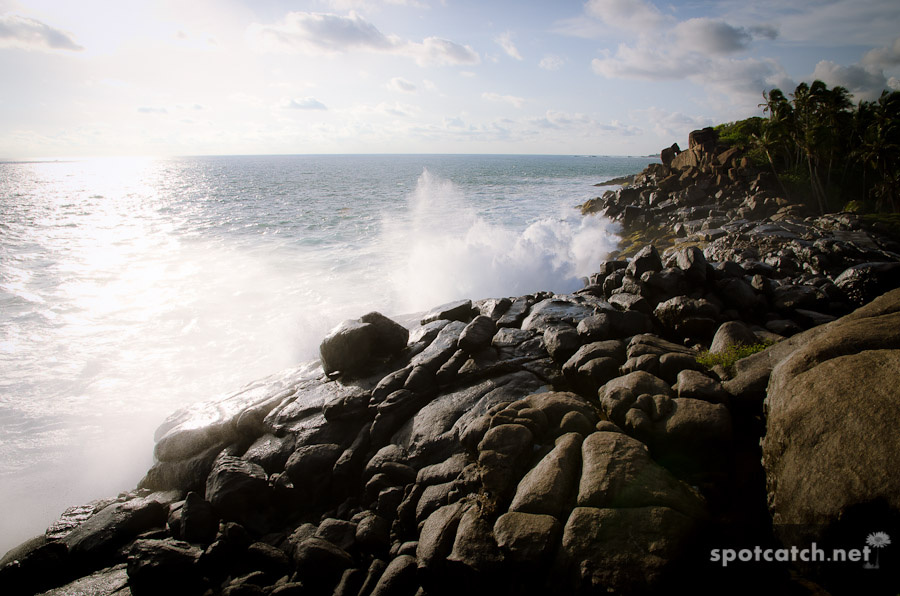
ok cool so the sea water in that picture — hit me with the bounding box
[0,154,652,553]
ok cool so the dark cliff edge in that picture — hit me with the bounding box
[3,130,900,596]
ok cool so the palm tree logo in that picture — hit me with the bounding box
[863,531,891,569]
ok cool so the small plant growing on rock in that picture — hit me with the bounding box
[696,340,775,375]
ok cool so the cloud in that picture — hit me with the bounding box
[527,110,640,136]
[862,37,900,68]
[673,18,752,55]
[584,0,670,33]
[632,106,715,139]
[810,60,889,101]
[137,107,168,114]
[495,31,522,60]
[0,13,83,52]
[539,54,565,71]
[482,92,525,108]
[387,77,417,92]
[282,97,328,110]
[248,11,479,67]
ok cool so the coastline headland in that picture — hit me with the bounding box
[3,130,900,595]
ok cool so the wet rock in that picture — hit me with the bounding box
[179,491,218,545]
[457,315,497,354]
[316,518,358,552]
[283,443,343,503]
[62,497,168,568]
[422,300,475,324]
[496,297,530,328]
[834,261,900,306]
[205,456,269,527]
[521,298,595,331]
[320,312,409,376]
[126,538,204,596]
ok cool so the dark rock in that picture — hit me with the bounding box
[180,491,218,545]
[577,432,706,518]
[620,354,660,376]
[457,315,497,354]
[355,513,391,554]
[283,443,343,503]
[674,369,728,404]
[834,261,900,306]
[542,325,581,363]
[493,512,561,565]
[316,518,358,552]
[709,320,760,354]
[370,555,419,596]
[509,432,583,518]
[241,433,296,475]
[422,300,475,324]
[520,298,594,331]
[658,352,705,384]
[205,456,269,527]
[62,497,168,568]
[320,312,409,377]
[0,536,68,595]
[626,245,663,278]
[292,537,354,592]
[608,291,650,313]
[560,506,697,595]
[576,313,611,341]
[496,296,531,328]
[763,289,900,561]
[673,246,708,283]
[126,538,204,596]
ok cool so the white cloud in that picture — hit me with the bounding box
[282,97,328,110]
[862,37,900,68]
[0,13,83,52]
[810,60,888,101]
[527,110,640,136]
[539,54,565,70]
[247,11,479,67]
[482,92,525,108]
[673,18,752,55]
[584,0,670,33]
[495,31,522,60]
[137,106,168,114]
[387,77,417,93]
[405,36,479,66]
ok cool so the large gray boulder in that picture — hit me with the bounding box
[763,289,900,557]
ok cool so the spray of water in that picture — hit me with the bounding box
[383,169,620,312]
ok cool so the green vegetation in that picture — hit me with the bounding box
[696,340,776,375]
[719,83,900,214]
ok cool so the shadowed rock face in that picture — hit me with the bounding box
[6,137,900,595]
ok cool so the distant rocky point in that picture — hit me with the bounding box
[3,130,900,596]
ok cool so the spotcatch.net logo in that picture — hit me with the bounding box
[710,531,892,568]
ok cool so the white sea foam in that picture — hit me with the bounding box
[383,169,620,312]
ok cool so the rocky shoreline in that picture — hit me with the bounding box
[3,130,900,595]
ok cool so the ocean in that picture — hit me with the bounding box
[0,153,652,553]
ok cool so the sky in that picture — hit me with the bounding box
[1,0,898,157]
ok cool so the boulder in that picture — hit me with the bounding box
[509,432,583,518]
[320,312,409,376]
[205,456,269,526]
[577,432,706,518]
[626,245,663,278]
[493,512,561,565]
[422,299,475,324]
[126,538,204,596]
[709,320,760,354]
[762,289,900,557]
[560,506,697,594]
[457,315,497,354]
[834,262,900,306]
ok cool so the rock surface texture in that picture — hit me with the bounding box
[3,131,900,596]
